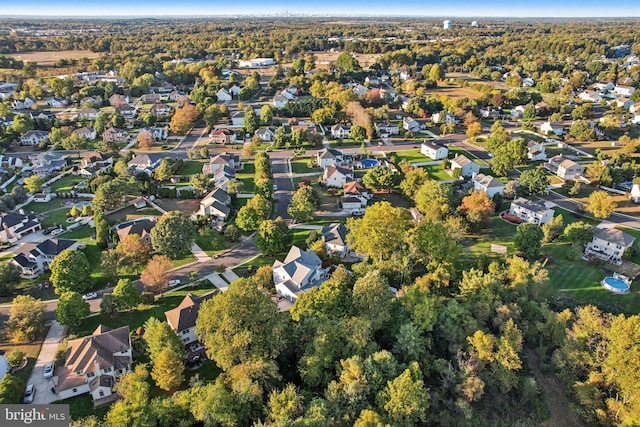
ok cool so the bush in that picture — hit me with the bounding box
[7,349,25,368]
[141,292,155,305]
[215,264,227,273]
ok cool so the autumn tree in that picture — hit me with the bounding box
[137,129,154,149]
[151,211,197,259]
[115,234,150,270]
[288,186,319,222]
[140,255,173,295]
[381,363,430,426]
[400,167,429,198]
[5,295,45,343]
[586,190,616,218]
[415,179,453,221]
[170,104,200,134]
[50,249,92,294]
[466,121,483,139]
[55,291,90,325]
[143,317,185,391]
[458,190,496,228]
[362,166,398,191]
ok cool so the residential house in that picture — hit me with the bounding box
[255,127,276,142]
[81,95,103,107]
[472,173,505,198]
[33,193,51,203]
[115,105,137,120]
[196,187,231,219]
[0,351,9,382]
[74,127,97,141]
[229,84,241,97]
[420,141,448,160]
[321,223,350,257]
[480,107,502,119]
[202,152,241,175]
[0,155,23,168]
[291,124,317,135]
[230,111,245,127]
[511,105,526,118]
[29,110,55,123]
[613,85,635,97]
[238,58,276,67]
[31,152,67,177]
[527,140,547,161]
[365,76,380,86]
[56,325,132,404]
[316,148,344,168]
[102,127,129,143]
[632,114,640,125]
[342,181,372,212]
[20,130,49,146]
[403,116,422,133]
[375,122,400,137]
[545,155,584,180]
[323,164,354,188]
[168,90,185,102]
[150,103,172,117]
[399,69,411,81]
[12,98,35,110]
[410,207,424,222]
[450,154,480,177]
[273,94,290,109]
[431,112,457,124]
[540,121,564,136]
[78,108,98,120]
[0,211,41,244]
[165,292,216,362]
[79,152,113,178]
[352,84,369,96]
[12,238,78,277]
[509,197,554,225]
[116,218,156,246]
[272,246,328,302]
[141,93,161,104]
[285,85,299,96]
[630,102,640,115]
[127,154,164,175]
[212,165,236,191]
[630,183,640,203]
[331,124,351,139]
[109,94,130,106]
[142,126,169,141]
[615,98,634,110]
[209,128,236,144]
[46,97,69,108]
[216,88,232,102]
[522,78,535,88]
[578,91,603,103]
[593,82,615,92]
[586,228,636,263]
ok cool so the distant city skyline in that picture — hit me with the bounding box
[3,1,640,18]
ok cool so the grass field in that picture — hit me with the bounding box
[175,160,205,177]
[7,50,99,66]
[195,228,230,256]
[236,162,256,193]
[49,175,88,193]
[105,206,162,225]
[291,157,320,174]
[423,85,484,100]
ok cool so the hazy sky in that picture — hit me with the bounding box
[3,0,640,17]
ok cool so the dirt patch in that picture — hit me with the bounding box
[423,86,484,100]
[311,51,381,69]
[155,198,201,215]
[7,50,99,66]
[525,347,581,427]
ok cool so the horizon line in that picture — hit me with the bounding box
[2,14,640,19]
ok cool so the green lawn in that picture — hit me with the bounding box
[420,164,452,181]
[42,208,72,228]
[49,175,88,193]
[54,393,111,422]
[62,226,110,287]
[236,162,256,193]
[291,157,320,174]
[196,228,229,256]
[391,149,426,164]
[176,160,205,177]
[23,199,64,213]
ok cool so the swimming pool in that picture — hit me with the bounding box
[361,159,379,168]
[601,276,631,294]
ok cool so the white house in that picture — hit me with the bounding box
[142,126,169,141]
[321,223,350,257]
[420,141,448,160]
[578,91,602,103]
[56,325,132,404]
[202,152,241,175]
[613,85,635,97]
[509,197,554,225]
[196,187,231,220]
[615,98,634,110]
[217,88,232,102]
[12,98,35,110]
[540,121,564,137]
[74,126,97,141]
[403,116,422,133]
[450,154,480,177]
[0,211,41,244]
[31,152,67,176]
[238,58,275,67]
[522,78,535,88]
[20,130,49,146]
[431,112,457,124]
[630,183,640,203]
[127,154,164,175]
[342,181,372,212]
[323,164,354,188]
[255,127,276,142]
[593,82,614,92]
[331,124,351,139]
[545,155,584,180]
[79,152,113,178]
[115,105,137,119]
[103,127,129,143]
[165,292,216,362]
[585,228,636,263]
[78,108,98,120]
[317,148,344,168]
[632,114,640,125]
[11,238,78,277]
[511,105,526,118]
[629,102,640,115]
[272,246,327,302]
[374,122,400,136]
[472,173,505,198]
[46,97,69,108]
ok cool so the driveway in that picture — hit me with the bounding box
[26,320,67,404]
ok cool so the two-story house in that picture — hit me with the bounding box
[127,154,165,175]
[403,116,422,133]
[74,127,97,142]
[196,187,231,220]
[202,152,241,175]
[20,130,49,146]
[255,127,276,142]
[450,154,480,177]
[165,292,216,362]
[420,141,448,160]
[115,105,137,120]
[102,127,129,143]
[509,197,554,225]
[316,148,344,168]
[472,173,505,198]
[545,155,584,180]
[331,124,351,139]
[141,93,161,104]
[527,140,547,161]
[342,181,372,212]
[79,152,113,178]
[31,152,67,177]
[12,238,78,277]
[0,211,41,243]
[273,246,328,302]
[109,94,130,107]
[323,164,354,188]
[321,223,350,258]
[57,325,132,404]
[115,218,156,247]
[150,103,172,117]
[209,128,236,144]
[586,228,636,263]
[374,122,400,137]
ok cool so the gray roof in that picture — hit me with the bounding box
[511,197,550,215]
[318,148,343,159]
[593,228,636,248]
[322,223,348,247]
[422,140,446,151]
[165,291,216,332]
[35,238,77,256]
[473,173,504,189]
[452,154,472,167]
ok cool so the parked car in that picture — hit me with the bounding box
[168,279,181,287]
[82,292,98,300]
[51,228,64,236]
[23,384,35,403]
[43,362,54,379]
[273,184,278,191]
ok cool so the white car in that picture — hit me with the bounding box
[168,279,181,287]
[43,362,54,379]
[23,384,35,403]
[273,184,278,191]
[51,228,64,236]
[82,292,98,300]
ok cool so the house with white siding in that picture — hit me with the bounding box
[509,197,554,225]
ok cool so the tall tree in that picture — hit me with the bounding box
[458,190,496,228]
[5,295,45,343]
[519,168,550,195]
[0,262,21,297]
[50,249,92,294]
[381,363,430,426]
[428,63,446,82]
[255,217,292,255]
[586,190,616,219]
[151,211,197,259]
[414,179,452,221]
[514,223,544,260]
[113,278,141,310]
[55,291,90,325]
[362,166,398,191]
[23,175,43,193]
[115,234,150,270]
[140,255,173,295]
[288,186,319,222]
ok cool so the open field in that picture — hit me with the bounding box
[309,51,381,69]
[8,50,99,66]
[423,85,484,100]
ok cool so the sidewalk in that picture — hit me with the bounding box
[28,320,68,404]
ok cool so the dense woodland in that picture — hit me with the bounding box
[0,17,640,426]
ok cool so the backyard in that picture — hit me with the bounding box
[48,175,88,194]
